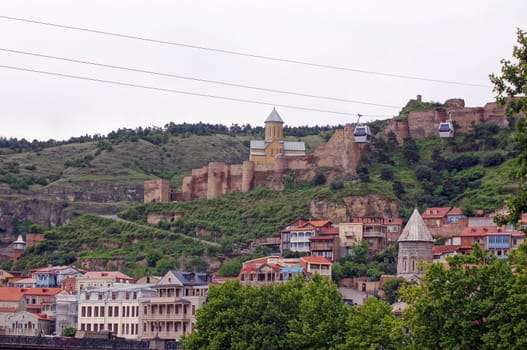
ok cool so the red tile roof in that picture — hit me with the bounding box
[81,271,134,280]
[0,307,17,312]
[0,288,24,302]
[432,245,461,255]
[321,227,339,235]
[309,236,336,241]
[301,256,332,264]
[447,207,464,216]
[459,226,513,237]
[422,207,452,219]
[304,220,332,228]
[384,218,403,225]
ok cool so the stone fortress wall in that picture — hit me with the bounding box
[144,97,508,203]
[386,96,508,144]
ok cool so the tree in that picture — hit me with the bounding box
[489,28,527,225]
[400,246,514,350]
[402,137,420,164]
[288,275,349,350]
[340,297,400,350]
[62,327,76,337]
[381,277,408,304]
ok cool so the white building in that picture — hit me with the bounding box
[77,284,155,340]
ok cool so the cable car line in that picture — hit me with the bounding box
[0,47,401,109]
[0,15,492,88]
[0,64,393,119]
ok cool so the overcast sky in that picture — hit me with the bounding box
[0,1,525,141]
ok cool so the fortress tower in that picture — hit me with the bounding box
[397,208,434,280]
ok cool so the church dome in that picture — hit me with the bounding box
[398,208,434,242]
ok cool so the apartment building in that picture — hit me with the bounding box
[77,284,156,340]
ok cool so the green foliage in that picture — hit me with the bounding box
[398,98,444,118]
[64,154,94,168]
[402,137,420,164]
[184,277,349,350]
[216,258,243,277]
[312,172,327,186]
[489,28,527,225]
[380,166,395,180]
[401,247,514,350]
[62,327,76,337]
[340,297,399,350]
[15,215,209,278]
[381,277,408,304]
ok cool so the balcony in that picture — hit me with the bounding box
[362,230,386,239]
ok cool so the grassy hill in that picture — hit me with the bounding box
[2,117,521,277]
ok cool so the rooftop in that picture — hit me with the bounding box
[265,108,284,123]
[398,208,434,242]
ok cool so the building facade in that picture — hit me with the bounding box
[77,284,156,340]
[139,271,209,340]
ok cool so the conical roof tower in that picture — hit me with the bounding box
[398,208,434,242]
[397,209,434,280]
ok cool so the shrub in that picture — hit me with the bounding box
[483,152,505,167]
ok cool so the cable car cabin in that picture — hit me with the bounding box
[438,121,455,138]
[354,125,372,143]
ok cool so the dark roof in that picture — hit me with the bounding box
[169,271,209,286]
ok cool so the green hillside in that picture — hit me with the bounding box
[2,116,521,277]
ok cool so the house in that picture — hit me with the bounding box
[249,108,306,164]
[0,287,61,335]
[421,207,452,228]
[78,283,156,340]
[31,266,84,288]
[239,255,332,284]
[76,271,136,291]
[309,227,339,262]
[446,225,525,258]
[5,311,52,336]
[432,245,462,261]
[446,207,466,224]
[136,276,162,285]
[338,222,363,256]
[385,217,403,241]
[139,271,210,340]
[280,220,332,254]
[55,294,77,335]
[338,217,403,257]
[352,217,389,255]
[299,256,332,278]
[0,270,14,287]
[13,278,36,288]
[0,288,26,335]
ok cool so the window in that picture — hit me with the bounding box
[100,306,105,317]
[81,306,86,317]
[87,307,92,317]
[114,306,119,317]
[94,306,99,317]
[111,292,116,300]
[108,307,113,317]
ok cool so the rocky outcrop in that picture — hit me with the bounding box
[309,195,399,222]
